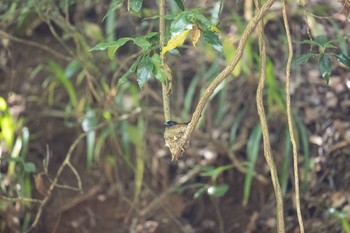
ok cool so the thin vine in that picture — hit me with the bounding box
[170,0,277,160]
[282,0,305,232]
[254,0,285,231]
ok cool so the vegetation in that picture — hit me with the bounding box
[0,0,350,232]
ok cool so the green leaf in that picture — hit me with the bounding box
[103,0,124,21]
[137,56,154,88]
[170,17,193,37]
[151,54,166,84]
[314,35,329,47]
[24,162,36,173]
[65,60,81,78]
[243,123,262,205]
[90,38,131,51]
[292,53,313,67]
[118,55,142,85]
[133,32,158,50]
[297,39,319,46]
[174,0,185,10]
[207,184,229,197]
[318,54,332,84]
[48,61,78,107]
[170,9,211,36]
[194,186,208,199]
[82,109,98,168]
[134,37,151,50]
[202,30,222,52]
[130,0,143,12]
[335,53,350,68]
[107,38,133,59]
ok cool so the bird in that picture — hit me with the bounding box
[164,121,189,159]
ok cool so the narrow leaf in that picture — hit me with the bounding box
[243,123,262,205]
[118,55,142,85]
[207,184,229,197]
[292,53,313,67]
[90,38,132,51]
[335,53,350,68]
[174,0,185,10]
[318,54,332,84]
[103,0,124,21]
[161,29,190,57]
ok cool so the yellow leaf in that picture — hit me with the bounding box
[191,26,201,47]
[161,30,190,58]
[210,25,221,33]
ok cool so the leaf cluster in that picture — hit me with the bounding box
[292,35,350,83]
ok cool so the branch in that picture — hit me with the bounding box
[171,0,277,160]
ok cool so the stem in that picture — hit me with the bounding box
[282,1,305,232]
[159,0,171,121]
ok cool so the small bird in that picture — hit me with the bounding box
[164,121,189,159]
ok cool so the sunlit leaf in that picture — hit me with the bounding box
[137,56,154,88]
[207,184,229,197]
[130,0,143,12]
[82,109,98,168]
[161,29,190,57]
[318,53,332,84]
[210,25,221,33]
[170,17,192,37]
[335,53,350,68]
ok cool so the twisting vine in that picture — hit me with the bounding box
[170,0,277,160]
[282,0,305,232]
[254,0,285,232]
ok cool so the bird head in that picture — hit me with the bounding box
[164,121,178,127]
